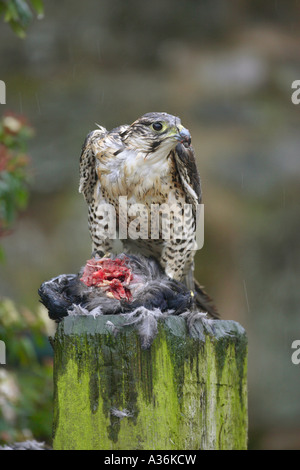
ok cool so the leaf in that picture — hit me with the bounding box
[8,19,26,38]
[30,0,43,17]
[12,0,33,26]
[1,0,44,37]
[3,1,19,22]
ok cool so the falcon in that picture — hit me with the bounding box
[79,112,217,316]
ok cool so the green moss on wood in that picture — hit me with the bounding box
[52,315,248,450]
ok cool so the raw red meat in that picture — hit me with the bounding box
[80,257,133,301]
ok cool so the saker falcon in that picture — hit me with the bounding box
[79,112,217,316]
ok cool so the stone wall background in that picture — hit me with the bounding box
[1,0,300,449]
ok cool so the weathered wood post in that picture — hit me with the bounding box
[51,314,247,450]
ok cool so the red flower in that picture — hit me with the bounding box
[80,257,133,301]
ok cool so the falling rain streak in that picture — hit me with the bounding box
[243,280,250,313]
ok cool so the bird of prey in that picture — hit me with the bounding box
[79,112,217,317]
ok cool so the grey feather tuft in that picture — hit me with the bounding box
[0,440,50,450]
[122,306,171,349]
[110,407,133,419]
[105,320,119,336]
[67,304,89,316]
[180,310,207,328]
[68,304,104,319]
[180,310,208,342]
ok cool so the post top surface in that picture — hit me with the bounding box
[56,314,246,344]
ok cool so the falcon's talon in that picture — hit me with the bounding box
[91,249,105,259]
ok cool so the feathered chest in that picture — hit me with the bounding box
[95,148,186,206]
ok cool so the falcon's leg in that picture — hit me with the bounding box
[183,267,199,313]
[161,241,187,281]
[91,238,114,256]
[183,267,195,291]
[88,203,115,256]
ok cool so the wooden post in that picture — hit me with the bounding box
[52,314,248,450]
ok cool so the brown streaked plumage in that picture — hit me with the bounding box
[79,112,218,318]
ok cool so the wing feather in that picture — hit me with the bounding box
[174,143,202,216]
[79,127,107,203]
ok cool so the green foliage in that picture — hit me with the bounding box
[0,112,34,261]
[0,0,44,38]
[0,112,52,445]
[0,298,53,444]
[0,1,49,444]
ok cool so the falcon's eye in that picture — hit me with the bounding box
[151,122,163,132]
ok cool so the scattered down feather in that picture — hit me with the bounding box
[0,440,51,450]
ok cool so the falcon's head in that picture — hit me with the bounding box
[121,112,191,158]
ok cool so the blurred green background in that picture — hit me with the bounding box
[1,0,300,449]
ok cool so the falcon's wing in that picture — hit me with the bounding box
[79,125,129,203]
[174,143,202,216]
[79,127,107,203]
[174,144,217,315]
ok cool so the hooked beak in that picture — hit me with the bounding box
[176,126,191,147]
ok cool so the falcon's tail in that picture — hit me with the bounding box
[183,268,219,319]
[193,278,219,319]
